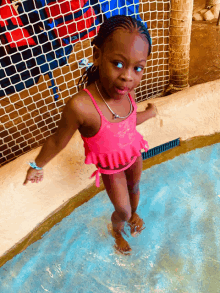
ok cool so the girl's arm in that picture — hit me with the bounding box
[23,96,84,185]
[131,90,157,126]
[136,104,157,126]
[34,97,84,168]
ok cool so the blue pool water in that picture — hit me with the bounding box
[0,143,220,292]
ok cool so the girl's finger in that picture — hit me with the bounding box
[23,178,28,185]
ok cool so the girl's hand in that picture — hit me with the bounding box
[146,103,158,118]
[23,167,44,185]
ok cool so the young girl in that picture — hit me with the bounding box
[23,15,157,255]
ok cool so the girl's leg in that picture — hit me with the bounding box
[124,155,145,235]
[101,171,132,254]
[125,155,143,214]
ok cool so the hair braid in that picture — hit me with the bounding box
[77,15,152,91]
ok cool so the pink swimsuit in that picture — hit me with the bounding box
[81,88,149,187]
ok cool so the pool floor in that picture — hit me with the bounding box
[0,143,220,293]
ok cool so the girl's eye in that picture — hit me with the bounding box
[135,67,143,72]
[114,62,123,69]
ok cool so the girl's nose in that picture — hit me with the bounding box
[121,69,133,81]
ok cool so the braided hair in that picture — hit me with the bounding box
[77,15,152,91]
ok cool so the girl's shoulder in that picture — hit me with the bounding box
[73,84,99,109]
[70,86,96,124]
[72,89,88,109]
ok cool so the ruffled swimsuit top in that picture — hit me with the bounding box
[81,88,149,186]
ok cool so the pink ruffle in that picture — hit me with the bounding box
[84,138,149,169]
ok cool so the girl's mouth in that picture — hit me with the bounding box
[114,87,128,95]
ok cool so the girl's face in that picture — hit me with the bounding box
[93,28,149,101]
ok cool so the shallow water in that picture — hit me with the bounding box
[0,143,220,293]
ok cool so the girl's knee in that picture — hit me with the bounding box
[114,208,132,222]
[128,182,140,195]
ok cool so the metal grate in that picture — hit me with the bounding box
[142,138,180,160]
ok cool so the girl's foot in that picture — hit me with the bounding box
[107,224,132,255]
[128,212,145,237]
[113,231,132,255]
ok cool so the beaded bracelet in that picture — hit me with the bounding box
[29,161,43,170]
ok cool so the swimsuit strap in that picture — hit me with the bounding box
[89,168,101,187]
[83,88,104,118]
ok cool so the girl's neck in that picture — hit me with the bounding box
[93,80,126,103]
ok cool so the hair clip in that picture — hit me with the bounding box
[79,58,93,70]
[79,58,89,68]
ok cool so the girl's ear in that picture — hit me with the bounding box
[93,45,101,66]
